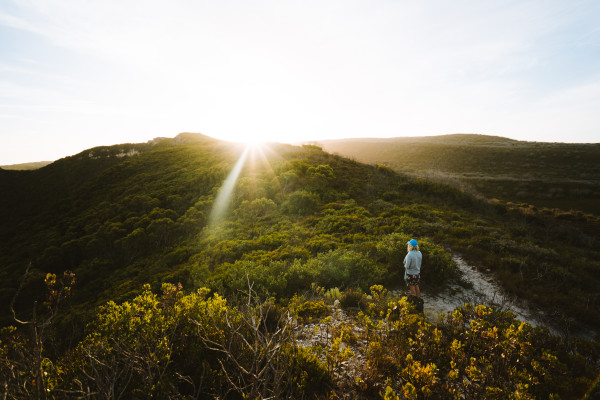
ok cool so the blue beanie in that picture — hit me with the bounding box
[407,239,418,247]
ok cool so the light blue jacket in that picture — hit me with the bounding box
[404,250,422,275]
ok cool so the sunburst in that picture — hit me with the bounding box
[208,141,282,225]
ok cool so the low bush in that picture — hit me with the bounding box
[295,300,329,323]
[339,288,367,310]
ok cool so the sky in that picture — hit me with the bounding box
[1,0,599,164]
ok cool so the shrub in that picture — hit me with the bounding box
[316,249,386,290]
[284,259,321,294]
[57,284,332,399]
[236,197,277,219]
[324,287,342,303]
[284,345,330,393]
[340,288,367,310]
[295,300,329,323]
[282,190,320,215]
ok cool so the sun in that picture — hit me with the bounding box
[243,137,267,148]
[215,130,279,147]
[208,134,279,225]
[236,137,274,156]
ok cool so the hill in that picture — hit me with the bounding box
[0,161,53,170]
[1,133,599,399]
[316,134,600,215]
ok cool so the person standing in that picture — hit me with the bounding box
[404,239,422,297]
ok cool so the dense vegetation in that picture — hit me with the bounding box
[318,134,600,215]
[1,133,599,398]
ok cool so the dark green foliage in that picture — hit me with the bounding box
[281,189,320,215]
[313,249,385,289]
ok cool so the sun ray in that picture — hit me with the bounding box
[208,145,250,224]
[207,140,287,226]
[250,143,284,195]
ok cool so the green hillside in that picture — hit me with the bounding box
[0,142,156,227]
[317,134,600,215]
[1,133,599,399]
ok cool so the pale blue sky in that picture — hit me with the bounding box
[1,0,599,164]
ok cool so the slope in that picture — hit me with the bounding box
[317,134,600,214]
[1,133,598,335]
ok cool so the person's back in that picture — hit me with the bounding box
[404,250,422,275]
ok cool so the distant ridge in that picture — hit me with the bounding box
[0,132,217,171]
[1,161,53,170]
[315,133,521,146]
[316,133,600,214]
[315,133,596,146]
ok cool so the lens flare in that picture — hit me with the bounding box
[208,146,250,224]
[207,141,283,226]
